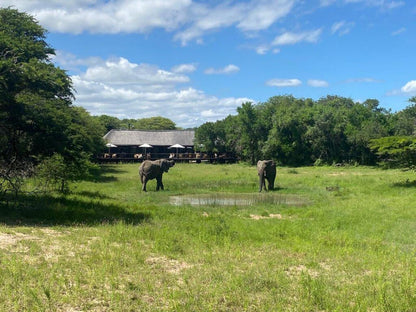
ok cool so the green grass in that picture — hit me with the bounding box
[1,163,416,311]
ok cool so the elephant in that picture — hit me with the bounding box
[257,160,276,192]
[139,159,175,192]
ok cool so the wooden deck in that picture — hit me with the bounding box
[96,153,237,164]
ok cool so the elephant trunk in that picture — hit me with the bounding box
[259,168,266,192]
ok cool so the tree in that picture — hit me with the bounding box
[369,136,416,168]
[195,122,217,153]
[0,8,102,195]
[94,115,122,134]
[0,8,73,194]
[392,98,416,136]
[194,120,227,154]
[263,96,312,166]
[237,102,261,164]
[135,116,176,130]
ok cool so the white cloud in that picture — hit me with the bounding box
[344,0,404,9]
[266,78,302,87]
[51,50,102,71]
[320,0,336,6]
[255,45,280,55]
[308,79,329,87]
[204,65,240,75]
[174,0,295,45]
[15,0,191,34]
[6,0,296,44]
[401,80,416,95]
[58,55,251,127]
[171,63,197,73]
[256,46,270,55]
[392,27,406,36]
[385,1,405,9]
[272,29,322,46]
[236,0,295,32]
[345,77,381,83]
[331,21,354,36]
[81,57,190,90]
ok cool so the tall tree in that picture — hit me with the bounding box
[94,115,122,134]
[236,102,260,164]
[135,116,176,130]
[1,8,73,160]
[0,8,102,194]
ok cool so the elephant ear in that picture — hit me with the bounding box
[160,159,170,172]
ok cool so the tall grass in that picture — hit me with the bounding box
[1,163,416,311]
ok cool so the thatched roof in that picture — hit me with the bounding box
[103,130,195,147]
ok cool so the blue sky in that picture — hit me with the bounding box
[5,0,416,128]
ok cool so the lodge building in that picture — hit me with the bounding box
[100,129,235,163]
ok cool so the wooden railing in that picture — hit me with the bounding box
[96,153,237,164]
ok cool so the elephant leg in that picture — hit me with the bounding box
[142,177,148,192]
[156,176,164,191]
[267,178,273,191]
[259,176,266,192]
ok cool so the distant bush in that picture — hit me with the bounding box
[36,154,97,193]
[369,136,416,168]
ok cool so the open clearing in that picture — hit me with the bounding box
[1,163,415,311]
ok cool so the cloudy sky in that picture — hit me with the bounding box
[4,0,416,128]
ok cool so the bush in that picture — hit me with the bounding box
[0,159,34,199]
[369,136,416,168]
[36,154,96,193]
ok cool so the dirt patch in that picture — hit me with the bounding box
[0,229,75,263]
[249,214,283,220]
[286,264,319,278]
[0,232,39,250]
[328,172,347,176]
[145,255,193,274]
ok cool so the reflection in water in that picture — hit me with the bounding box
[169,194,308,207]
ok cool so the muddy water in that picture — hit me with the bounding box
[169,193,309,207]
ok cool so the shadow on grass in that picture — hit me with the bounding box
[75,190,113,200]
[392,179,416,188]
[84,164,129,183]
[0,194,150,226]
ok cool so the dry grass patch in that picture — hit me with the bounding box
[145,255,193,274]
[0,228,76,263]
[249,213,283,220]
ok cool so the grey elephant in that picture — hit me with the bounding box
[139,159,175,192]
[257,160,276,192]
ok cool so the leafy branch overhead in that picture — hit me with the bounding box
[0,7,104,195]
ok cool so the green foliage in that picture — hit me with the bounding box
[196,95,403,166]
[94,115,122,133]
[134,116,177,130]
[369,136,416,168]
[36,153,97,193]
[93,115,178,135]
[391,101,416,136]
[36,154,70,193]
[237,102,262,164]
[0,8,104,196]
[264,96,312,165]
[194,120,227,153]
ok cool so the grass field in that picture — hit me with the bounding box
[1,163,416,311]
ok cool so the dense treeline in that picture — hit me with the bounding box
[2,7,416,197]
[94,115,178,134]
[195,96,416,166]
